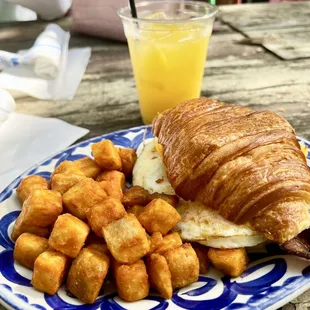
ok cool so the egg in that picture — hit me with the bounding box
[133,138,175,195]
[175,200,266,249]
[133,138,266,249]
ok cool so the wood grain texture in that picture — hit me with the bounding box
[0,3,310,309]
[218,2,310,30]
[218,2,310,59]
[239,25,310,60]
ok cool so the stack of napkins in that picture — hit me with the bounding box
[0,23,91,100]
[0,89,89,192]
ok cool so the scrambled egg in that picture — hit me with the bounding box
[133,139,175,195]
[133,139,266,249]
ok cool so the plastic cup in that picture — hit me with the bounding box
[119,1,218,124]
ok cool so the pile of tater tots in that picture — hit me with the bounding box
[12,139,208,304]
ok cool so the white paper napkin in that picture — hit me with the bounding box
[6,0,71,20]
[0,113,89,193]
[0,89,15,127]
[0,24,91,100]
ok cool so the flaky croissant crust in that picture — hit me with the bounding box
[153,98,310,244]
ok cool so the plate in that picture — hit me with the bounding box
[1,125,310,310]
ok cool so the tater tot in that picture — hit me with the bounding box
[51,160,84,178]
[16,175,49,204]
[96,170,126,191]
[146,254,172,299]
[21,189,62,227]
[67,247,110,304]
[48,214,90,258]
[51,173,86,195]
[74,157,101,179]
[155,232,182,255]
[97,170,126,200]
[91,140,122,170]
[32,248,70,295]
[11,217,50,241]
[63,178,107,220]
[116,147,137,178]
[164,244,199,289]
[192,243,210,274]
[85,198,126,237]
[127,205,144,217]
[147,193,179,208]
[103,214,150,264]
[122,186,150,208]
[85,243,112,280]
[208,248,248,277]
[98,180,123,201]
[14,233,49,270]
[113,259,149,302]
[138,199,181,235]
[149,232,163,254]
[11,190,62,241]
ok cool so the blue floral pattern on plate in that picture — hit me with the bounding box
[0,125,310,310]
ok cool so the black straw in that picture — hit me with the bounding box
[129,0,138,18]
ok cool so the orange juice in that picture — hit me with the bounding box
[119,1,217,124]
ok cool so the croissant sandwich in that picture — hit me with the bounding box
[149,98,310,255]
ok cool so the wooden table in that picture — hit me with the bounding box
[1,2,310,309]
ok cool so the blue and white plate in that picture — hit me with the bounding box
[1,125,310,310]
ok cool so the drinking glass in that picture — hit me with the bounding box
[119,1,218,124]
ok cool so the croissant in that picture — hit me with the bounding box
[152,98,310,244]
